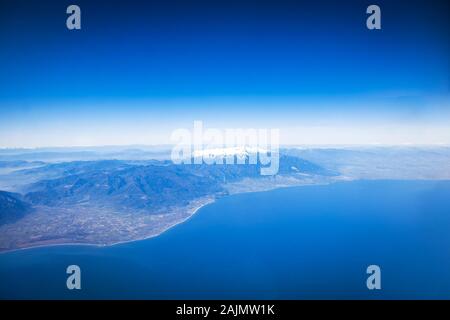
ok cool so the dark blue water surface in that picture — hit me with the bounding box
[1,180,450,299]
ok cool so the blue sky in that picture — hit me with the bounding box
[0,0,449,147]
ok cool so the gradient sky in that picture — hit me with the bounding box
[0,0,449,147]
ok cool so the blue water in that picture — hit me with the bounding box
[1,180,450,299]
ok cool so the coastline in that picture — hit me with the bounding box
[0,197,216,255]
[0,176,342,255]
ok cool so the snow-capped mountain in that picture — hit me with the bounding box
[192,146,272,159]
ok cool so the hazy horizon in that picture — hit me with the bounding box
[1,0,449,147]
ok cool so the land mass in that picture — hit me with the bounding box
[1,146,449,252]
[0,149,339,252]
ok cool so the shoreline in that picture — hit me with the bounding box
[0,176,342,255]
[0,198,216,255]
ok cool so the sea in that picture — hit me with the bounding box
[1,180,449,299]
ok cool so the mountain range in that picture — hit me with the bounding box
[0,154,335,225]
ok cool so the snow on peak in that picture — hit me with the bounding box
[192,146,269,158]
